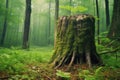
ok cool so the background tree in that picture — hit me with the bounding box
[107,0,120,39]
[69,0,72,15]
[0,0,9,46]
[48,0,51,45]
[105,0,110,29]
[54,0,59,46]
[22,0,31,49]
[0,0,114,47]
[95,0,100,44]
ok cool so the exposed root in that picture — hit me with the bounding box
[55,56,66,68]
[67,51,75,70]
[86,50,92,68]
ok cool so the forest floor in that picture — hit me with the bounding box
[0,44,120,80]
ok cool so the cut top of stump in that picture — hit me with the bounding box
[57,14,95,32]
[58,14,95,23]
[57,14,95,36]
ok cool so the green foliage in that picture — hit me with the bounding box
[95,67,103,74]
[0,0,5,15]
[95,36,112,52]
[96,34,120,68]
[102,54,120,68]
[60,5,88,13]
[0,46,120,79]
[0,52,26,73]
[56,70,70,79]
[9,74,34,80]
[94,16,100,21]
[94,67,104,80]
[0,46,53,74]
[79,67,104,80]
[79,69,94,80]
[99,38,111,46]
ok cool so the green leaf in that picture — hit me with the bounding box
[95,67,103,75]
[56,70,70,78]
[60,5,88,13]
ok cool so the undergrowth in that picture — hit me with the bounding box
[0,36,120,80]
[0,46,53,74]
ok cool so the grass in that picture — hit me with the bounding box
[0,43,120,80]
[0,46,53,74]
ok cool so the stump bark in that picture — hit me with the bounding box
[51,14,102,68]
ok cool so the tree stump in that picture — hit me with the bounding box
[51,14,102,69]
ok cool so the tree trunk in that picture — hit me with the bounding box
[51,14,102,69]
[54,0,59,47]
[107,0,120,39]
[69,0,72,15]
[105,0,110,29]
[22,0,31,49]
[0,0,9,46]
[48,0,51,45]
[95,0,100,44]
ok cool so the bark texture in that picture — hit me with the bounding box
[51,14,101,68]
[54,0,59,47]
[22,0,31,49]
[108,0,120,39]
[105,0,110,29]
[48,0,51,45]
[95,0,100,44]
[0,0,9,46]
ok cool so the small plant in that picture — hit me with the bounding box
[56,70,70,80]
[79,69,95,80]
[9,74,34,80]
[79,67,104,80]
[94,67,104,80]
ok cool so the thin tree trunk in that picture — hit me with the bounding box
[22,0,31,49]
[93,0,96,16]
[16,15,20,45]
[105,0,110,29]
[54,0,59,47]
[95,0,100,44]
[69,0,72,15]
[48,0,51,45]
[0,0,9,46]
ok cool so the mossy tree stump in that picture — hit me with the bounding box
[51,14,102,69]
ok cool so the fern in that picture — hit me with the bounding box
[56,70,70,79]
[79,67,104,80]
[95,67,103,75]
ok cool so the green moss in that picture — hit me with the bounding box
[51,15,100,67]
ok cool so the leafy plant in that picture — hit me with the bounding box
[79,67,104,80]
[56,70,70,80]
[94,67,104,80]
[79,69,95,80]
[0,46,53,74]
[9,74,34,80]
[60,5,88,13]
